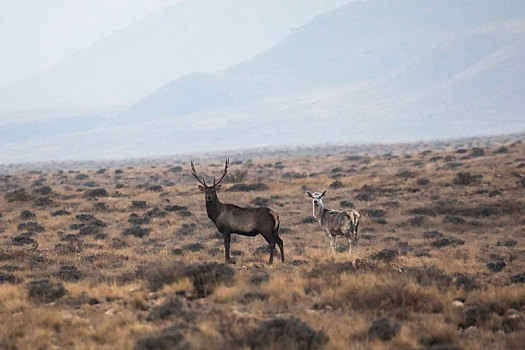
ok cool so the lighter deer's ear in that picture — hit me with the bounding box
[198,185,205,192]
[306,191,313,198]
[321,190,326,197]
[215,185,221,191]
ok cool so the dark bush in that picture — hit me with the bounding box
[486,261,506,272]
[396,170,417,179]
[246,317,328,350]
[146,297,187,321]
[423,231,443,239]
[241,292,268,304]
[282,172,307,179]
[12,234,35,246]
[79,225,102,236]
[339,200,354,208]
[250,271,270,285]
[146,207,167,218]
[371,248,399,262]
[5,189,32,203]
[178,224,196,236]
[408,267,452,290]
[361,208,387,218]
[488,190,502,197]
[329,180,344,189]
[135,328,188,350]
[131,201,147,209]
[443,215,466,224]
[417,178,430,186]
[52,209,71,216]
[93,203,108,211]
[181,242,204,252]
[0,272,17,284]
[168,166,183,173]
[55,265,83,281]
[27,279,67,302]
[455,275,480,292]
[460,306,490,328]
[501,310,524,333]
[112,238,129,249]
[301,216,317,224]
[227,183,268,192]
[470,147,485,157]
[165,205,187,212]
[146,262,235,297]
[123,226,151,238]
[497,240,517,247]
[453,172,482,185]
[34,186,52,195]
[510,272,525,284]
[85,188,108,198]
[17,222,44,232]
[368,318,401,341]
[409,216,425,227]
[251,197,269,207]
[54,243,80,255]
[34,196,52,207]
[76,214,95,221]
[430,238,465,248]
[20,211,36,220]
[408,207,436,216]
[128,214,150,225]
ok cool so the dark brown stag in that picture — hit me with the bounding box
[191,158,284,264]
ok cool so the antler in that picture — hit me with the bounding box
[214,158,230,186]
[190,159,206,186]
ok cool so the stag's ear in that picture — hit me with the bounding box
[321,190,326,197]
[198,185,205,192]
[306,191,313,198]
[215,185,221,191]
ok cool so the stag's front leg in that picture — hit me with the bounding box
[347,236,353,255]
[223,232,233,264]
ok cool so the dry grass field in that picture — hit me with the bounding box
[0,135,524,349]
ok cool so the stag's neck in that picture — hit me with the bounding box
[313,202,326,222]
[206,196,223,222]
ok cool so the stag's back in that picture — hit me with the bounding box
[218,205,277,234]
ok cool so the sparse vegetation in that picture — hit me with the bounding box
[0,138,523,349]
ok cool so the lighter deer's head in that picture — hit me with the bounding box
[306,190,326,207]
[191,158,229,202]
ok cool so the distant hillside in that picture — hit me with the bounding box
[1,0,524,164]
[118,0,525,123]
[0,0,351,110]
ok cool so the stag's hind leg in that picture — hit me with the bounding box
[262,233,276,265]
[274,234,285,262]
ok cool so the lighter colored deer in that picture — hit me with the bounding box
[307,190,360,254]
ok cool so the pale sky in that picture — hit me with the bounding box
[0,0,182,88]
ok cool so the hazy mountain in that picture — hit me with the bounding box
[0,0,352,110]
[1,0,524,164]
[119,0,525,123]
[0,0,181,89]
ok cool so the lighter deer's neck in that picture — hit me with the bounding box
[313,201,325,221]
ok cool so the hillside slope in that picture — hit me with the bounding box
[0,0,350,109]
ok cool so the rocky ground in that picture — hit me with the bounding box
[0,135,524,349]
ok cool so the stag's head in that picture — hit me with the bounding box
[306,190,326,207]
[191,158,229,202]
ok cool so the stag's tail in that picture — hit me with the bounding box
[269,209,280,234]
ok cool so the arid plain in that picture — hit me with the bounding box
[0,135,524,349]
